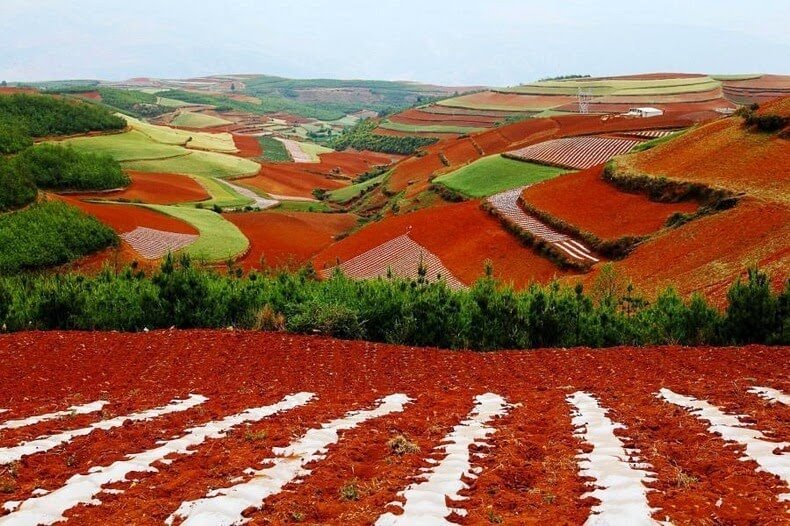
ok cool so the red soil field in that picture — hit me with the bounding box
[242,164,348,199]
[71,171,210,205]
[521,165,700,239]
[224,210,357,270]
[231,134,263,158]
[576,197,789,305]
[621,104,790,203]
[0,331,787,525]
[315,200,573,287]
[56,195,197,235]
[76,91,102,100]
[0,87,37,94]
[389,108,502,128]
[443,91,577,111]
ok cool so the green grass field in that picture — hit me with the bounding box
[123,150,260,179]
[58,130,185,162]
[124,115,238,153]
[257,136,292,162]
[434,155,567,197]
[155,96,192,108]
[326,172,387,203]
[144,205,249,261]
[185,175,252,208]
[294,140,333,162]
[170,111,233,129]
[499,76,720,96]
[378,120,486,135]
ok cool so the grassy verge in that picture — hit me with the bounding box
[185,175,252,209]
[434,155,567,197]
[144,205,249,262]
[257,136,292,162]
[326,172,388,204]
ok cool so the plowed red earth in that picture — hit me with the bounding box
[71,172,210,205]
[246,152,394,199]
[521,165,699,239]
[0,331,787,525]
[314,200,573,287]
[232,134,263,158]
[56,195,197,235]
[389,109,502,128]
[577,197,790,305]
[224,210,357,270]
[621,101,790,203]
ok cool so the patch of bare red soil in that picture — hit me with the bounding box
[389,108,502,128]
[231,134,263,158]
[0,331,787,525]
[56,195,198,235]
[0,87,37,94]
[241,164,348,200]
[521,165,699,239]
[71,172,209,205]
[622,109,790,203]
[576,197,789,305]
[77,91,102,100]
[315,200,573,287]
[224,210,357,270]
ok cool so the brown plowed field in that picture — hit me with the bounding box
[71,171,210,205]
[224,210,357,270]
[521,165,699,239]
[314,200,573,287]
[577,197,789,304]
[619,109,790,203]
[231,134,263,158]
[243,164,349,199]
[389,108,502,128]
[57,196,198,235]
[0,331,787,525]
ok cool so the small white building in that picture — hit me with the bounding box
[624,107,664,118]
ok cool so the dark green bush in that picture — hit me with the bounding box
[13,144,129,191]
[0,120,33,154]
[330,120,437,155]
[0,200,117,274]
[0,158,37,211]
[0,93,125,136]
[0,256,785,348]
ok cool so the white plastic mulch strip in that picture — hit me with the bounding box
[375,392,509,526]
[0,400,108,430]
[0,394,206,466]
[658,388,790,501]
[567,391,663,526]
[748,386,790,406]
[0,393,314,526]
[167,393,412,526]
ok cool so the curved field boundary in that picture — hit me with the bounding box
[120,227,199,260]
[184,174,253,209]
[170,111,233,129]
[143,205,250,262]
[329,234,466,289]
[274,138,332,163]
[217,179,278,209]
[0,400,106,431]
[486,188,599,264]
[378,120,486,135]
[505,136,643,170]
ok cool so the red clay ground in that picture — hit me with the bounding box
[224,210,357,270]
[56,195,198,235]
[231,134,263,158]
[521,165,700,240]
[575,197,790,305]
[314,200,574,287]
[0,331,787,525]
[71,171,210,205]
[621,119,789,203]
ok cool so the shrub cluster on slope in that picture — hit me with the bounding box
[0,200,117,274]
[330,120,437,155]
[0,257,785,350]
[0,158,37,211]
[14,144,129,191]
[0,120,33,154]
[0,93,125,137]
[96,88,169,118]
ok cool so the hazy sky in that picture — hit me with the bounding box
[1,0,787,86]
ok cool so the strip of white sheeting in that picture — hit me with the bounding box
[0,394,206,466]
[167,393,412,526]
[0,393,314,526]
[375,392,509,526]
[748,386,790,406]
[659,388,789,501]
[0,400,108,430]
[568,391,664,526]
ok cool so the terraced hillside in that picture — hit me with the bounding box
[0,331,787,525]
[382,73,790,137]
